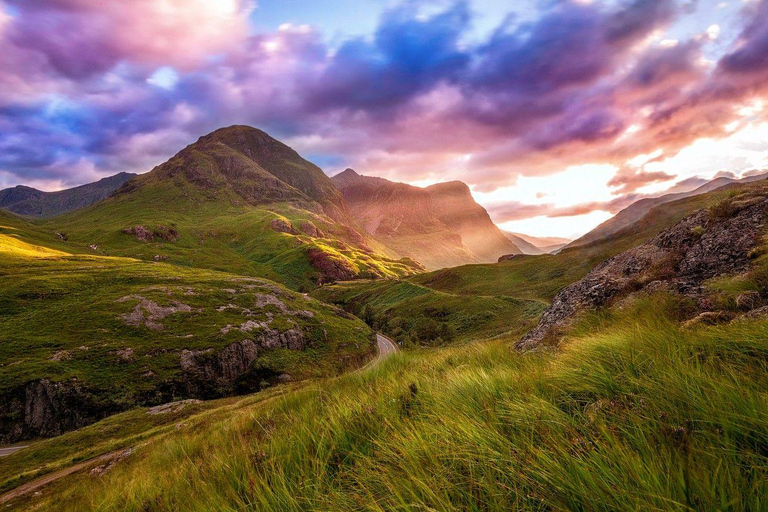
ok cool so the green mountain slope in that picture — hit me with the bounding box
[0,172,136,218]
[39,127,420,290]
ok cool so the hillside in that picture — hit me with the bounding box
[7,283,768,511]
[0,172,136,218]
[39,127,420,290]
[568,172,767,248]
[0,209,377,444]
[332,169,519,269]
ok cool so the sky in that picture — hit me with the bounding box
[1,1,768,238]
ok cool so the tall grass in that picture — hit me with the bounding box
[14,296,767,511]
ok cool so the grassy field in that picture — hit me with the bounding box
[5,294,767,511]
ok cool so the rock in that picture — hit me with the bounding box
[269,218,297,235]
[122,225,154,241]
[736,291,763,311]
[153,254,168,261]
[517,196,768,350]
[88,244,98,251]
[307,248,357,283]
[90,448,133,477]
[299,221,324,238]
[119,296,193,331]
[683,311,735,328]
[0,379,112,443]
[180,328,307,395]
[498,254,523,262]
[115,347,135,361]
[50,350,72,362]
[147,399,201,415]
[56,232,68,241]
[739,305,768,320]
[123,225,179,242]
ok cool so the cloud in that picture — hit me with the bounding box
[4,0,253,78]
[607,165,676,194]
[1,0,768,238]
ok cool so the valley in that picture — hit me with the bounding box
[1,126,768,511]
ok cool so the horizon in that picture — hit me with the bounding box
[1,0,768,238]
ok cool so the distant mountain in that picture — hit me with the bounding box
[568,172,768,249]
[332,169,519,269]
[503,232,571,255]
[43,126,420,289]
[0,172,136,217]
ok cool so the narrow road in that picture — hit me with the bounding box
[0,446,28,457]
[359,333,399,371]
[375,333,398,362]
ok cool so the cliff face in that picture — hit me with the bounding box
[518,190,768,350]
[332,170,519,269]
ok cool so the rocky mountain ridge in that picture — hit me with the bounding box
[518,183,768,349]
[0,172,136,218]
[332,169,520,269]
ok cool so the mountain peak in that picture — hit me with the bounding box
[425,181,471,196]
[332,168,362,187]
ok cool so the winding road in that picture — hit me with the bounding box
[358,333,399,371]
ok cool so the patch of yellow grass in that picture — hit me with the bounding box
[0,234,70,259]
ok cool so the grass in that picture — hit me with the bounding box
[313,279,545,346]
[6,295,768,511]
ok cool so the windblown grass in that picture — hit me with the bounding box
[9,296,768,511]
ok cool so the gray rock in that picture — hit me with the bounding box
[517,196,768,350]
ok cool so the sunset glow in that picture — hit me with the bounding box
[1,0,768,237]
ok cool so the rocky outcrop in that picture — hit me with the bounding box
[122,225,179,242]
[517,195,768,350]
[269,218,298,235]
[498,254,524,262]
[308,248,357,283]
[180,328,307,396]
[0,379,114,443]
[118,296,193,331]
[300,220,324,238]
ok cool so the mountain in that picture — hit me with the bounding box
[0,172,136,217]
[331,169,520,269]
[503,232,572,255]
[568,172,768,248]
[42,127,420,290]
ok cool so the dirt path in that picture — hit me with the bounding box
[0,449,127,506]
[0,446,28,458]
